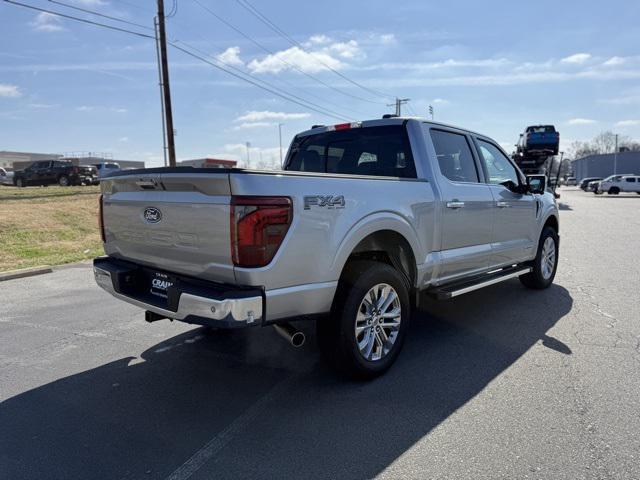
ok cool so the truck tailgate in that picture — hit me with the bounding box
[101,171,235,283]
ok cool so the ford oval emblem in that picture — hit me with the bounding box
[143,207,162,224]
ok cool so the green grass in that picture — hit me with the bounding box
[0,188,103,272]
[0,184,100,201]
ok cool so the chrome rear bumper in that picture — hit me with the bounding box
[93,257,263,328]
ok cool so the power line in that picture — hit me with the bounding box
[234,0,396,101]
[191,0,381,107]
[3,0,353,121]
[171,39,355,121]
[169,42,350,121]
[184,0,367,117]
[47,0,154,31]
[3,0,154,38]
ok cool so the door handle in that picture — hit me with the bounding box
[446,201,465,209]
[496,201,510,208]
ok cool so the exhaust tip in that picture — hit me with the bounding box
[290,331,305,348]
[273,323,305,348]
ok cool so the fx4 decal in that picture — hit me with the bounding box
[304,195,346,210]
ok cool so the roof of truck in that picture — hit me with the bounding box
[296,117,487,139]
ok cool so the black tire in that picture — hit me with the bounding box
[608,187,619,195]
[520,226,559,290]
[58,175,69,187]
[16,178,25,188]
[317,261,411,379]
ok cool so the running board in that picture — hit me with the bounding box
[428,266,532,299]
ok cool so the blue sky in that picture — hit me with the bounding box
[1,0,640,167]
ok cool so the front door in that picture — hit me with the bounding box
[428,128,495,282]
[474,139,536,267]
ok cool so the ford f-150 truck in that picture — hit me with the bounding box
[94,117,559,378]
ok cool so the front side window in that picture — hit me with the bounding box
[285,126,416,178]
[429,130,478,183]
[477,140,519,187]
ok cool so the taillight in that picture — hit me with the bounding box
[230,196,292,267]
[98,194,106,242]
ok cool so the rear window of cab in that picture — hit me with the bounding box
[285,125,417,178]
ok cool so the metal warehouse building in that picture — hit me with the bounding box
[572,151,640,181]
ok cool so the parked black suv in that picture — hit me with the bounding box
[13,160,88,187]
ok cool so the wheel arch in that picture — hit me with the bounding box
[331,214,422,291]
[543,213,559,234]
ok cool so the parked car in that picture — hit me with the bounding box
[597,174,640,194]
[94,117,560,378]
[78,165,99,185]
[588,180,601,192]
[564,177,577,186]
[12,160,91,187]
[516,125,560,156]
[579,177,602,191]
[94,162,121,179]
[0,167,14,185]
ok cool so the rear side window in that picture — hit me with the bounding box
[625,177,636,182]
[285,126,416,178]
[429,129,479,183]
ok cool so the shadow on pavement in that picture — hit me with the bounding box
[0,281,572,480]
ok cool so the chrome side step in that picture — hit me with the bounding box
[429,266,532,300]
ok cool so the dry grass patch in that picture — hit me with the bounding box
[0,188,103,272]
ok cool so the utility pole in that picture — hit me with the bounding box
[387,97,410,116]
[428,105,434,120]
[245,141,251,168]
[278,123,283,165]
[153,17,167,167]
[157,0,176,167]
[614,134,618,176]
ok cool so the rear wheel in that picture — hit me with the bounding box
[16,178,25,188]
[58,175,69,187]
[317,261,410,379]
[520,226,559,290]
[608,187,620,195]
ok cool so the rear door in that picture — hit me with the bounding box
[102,171,235,283]
[474,138,536,267]
[427,128,495,282]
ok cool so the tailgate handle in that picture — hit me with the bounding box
[136,178,159,189]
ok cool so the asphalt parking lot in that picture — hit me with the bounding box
[1,187,639,480]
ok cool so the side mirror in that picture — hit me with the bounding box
[527,175,546,194]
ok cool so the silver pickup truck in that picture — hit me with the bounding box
[94,117,559,378]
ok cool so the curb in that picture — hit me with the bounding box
[0,266,53,282]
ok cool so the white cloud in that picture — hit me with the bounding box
[111,107,127,113]
[28,103,59,109]
[118,136,129,142]
[308,34,331,45]
[247,36,363,74]
[76,105,94,112]
[603,56,625,66]
[432,98,449,105]
[327,40,361,59]
[30,12,65,32]
[232,122,275,130]
[560,53,591,64]
[248,46,344,74]
[236,111,310,122]
[0,83,21,97]
[615,120,640,127]
[380,33,396,45]
[567,118,597,125]
[216,46,243,66]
